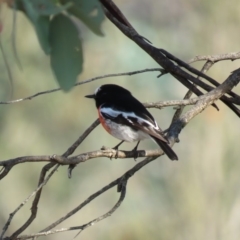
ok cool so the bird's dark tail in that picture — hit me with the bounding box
[152,136,178,161]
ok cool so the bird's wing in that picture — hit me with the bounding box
[100,104,168,143]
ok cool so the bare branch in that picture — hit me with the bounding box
[102,2,240,117]
[168,68,240,141]
[0,79,238,177]
[63,119,100,158]
[144,98,200,109]
[172,90,196,125]
[16,155,158,240]
[37,171,122,235]
[1,163,58,240]
[1,2,240,240]
[2,70,239,240]
[0,68,162,105]
[0,94,203,180]
[65,119,100,178]
[0,156,53,180]
[73,178,127,238]
[188,51,240,64]
[17,181,127,240]
[171,59,217,123]
[162,50,240,104]
[0,148,166,170]
[0,165,13,180]
[9,163,57,239]
[3,67,239,239]
[199,60,215,73]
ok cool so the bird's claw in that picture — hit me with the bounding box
[133,151,139,161]
[112,147,119,159]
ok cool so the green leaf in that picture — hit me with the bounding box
[21,0,51,54]
[30,0,73,16]
[63,0,105,36]
[49,14,83,91]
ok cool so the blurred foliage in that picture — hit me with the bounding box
[49,14,83,90]
[9,0,104,90]
[0,0,240,240]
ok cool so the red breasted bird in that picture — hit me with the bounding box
[85,84,178,160]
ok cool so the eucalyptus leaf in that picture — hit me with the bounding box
[31,0,73,16]
[63,0,104,36]
[49,14,83,91]
[21,0,51,54]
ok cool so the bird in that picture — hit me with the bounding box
[85,84,178,160]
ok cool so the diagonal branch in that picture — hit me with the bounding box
[162,49,240,102]
[102,1,240,117]
[0,96,205,180]
[171,59,217,123]
[10,68,239,240]
[0,163,58,240]
[168,68,240,141]
[63,119,100,158]
[0,73,239,179]
[1,2,240,240]
[17,177,127,240]
[18,156,158,240]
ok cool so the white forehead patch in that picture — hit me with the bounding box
[94,86,101,95]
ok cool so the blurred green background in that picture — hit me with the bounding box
[1,0,240,239]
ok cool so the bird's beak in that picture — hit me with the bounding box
[85,94,95,99]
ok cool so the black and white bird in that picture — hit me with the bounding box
[85,84,178,160]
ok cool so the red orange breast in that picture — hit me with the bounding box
[98,108,112,134]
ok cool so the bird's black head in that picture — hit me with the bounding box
[85,84,132,107]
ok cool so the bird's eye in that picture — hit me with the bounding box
[99,92,107,97]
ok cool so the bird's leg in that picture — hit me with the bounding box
[113,140,124,150]
[112,140,124,159]
[132,141,140,160]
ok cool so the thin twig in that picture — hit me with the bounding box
[161,49,240,101]
[8,163,57,240]
[103,4,240,117]
[37,174,122,234]
[1,119,102,237]
[171,88,195,123]
[73,179,127,238]
[188,51,240,64]
[19,156,158,240]
[0,88,239,176]
[0,164,59,240]
[13,68,240,240]
[63,119,100,157]
[168,68,240,141]
[0,68,162,104]
[16,177,128,240]
[65,119,100,178]
[171,60,216,123]
[0,165,13,180]
[1,1,240,239]
[0,96,204,180]
[144,97,200,109]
